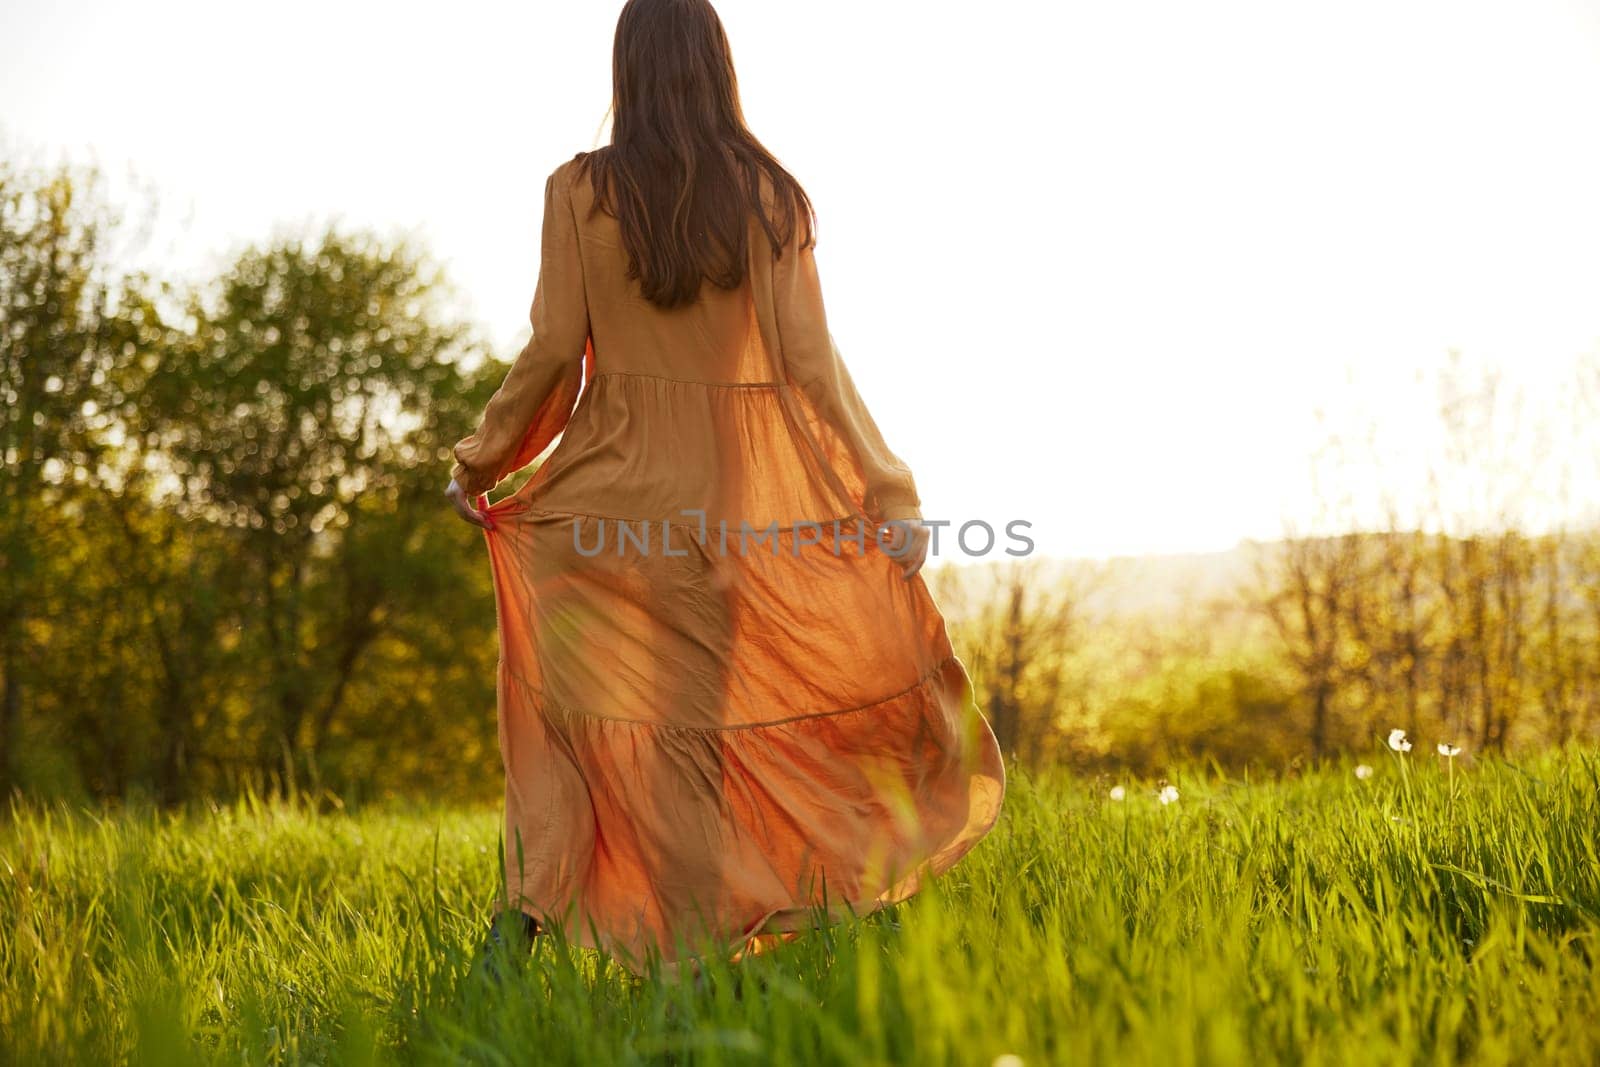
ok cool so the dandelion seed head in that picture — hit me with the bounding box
[1354,764,1374,780]
[1158,785,1180,806]
[1109,785,1126,802]
[1437,742,1462,758]
[1387,728,1413,753]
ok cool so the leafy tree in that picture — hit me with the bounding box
[0,161,148,795]
[147,229,492,788]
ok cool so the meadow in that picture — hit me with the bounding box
[3,746,1598,1066]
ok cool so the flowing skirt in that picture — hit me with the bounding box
[473,373,1006,973]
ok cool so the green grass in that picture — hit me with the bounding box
[3,749,1599,1066]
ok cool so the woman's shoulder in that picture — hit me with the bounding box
[547,151,597,191]
[543,152,606,218]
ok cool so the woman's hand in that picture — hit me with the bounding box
[445,479,496,531]
[880,518,932,580]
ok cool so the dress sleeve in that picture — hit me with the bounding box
[771,230,922,523]
[449,164,590,498]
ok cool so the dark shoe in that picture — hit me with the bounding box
[475,910,542,982]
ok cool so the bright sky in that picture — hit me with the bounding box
[4,0,1599,558]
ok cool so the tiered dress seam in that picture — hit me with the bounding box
[502,655,959,734]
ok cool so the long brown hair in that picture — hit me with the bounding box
[575,0,815,310]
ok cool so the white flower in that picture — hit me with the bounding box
[1158,785,1180,806]
[1437,742,1462,758]
[1109,785,1126,802]
[1354,764,1374,780]
[1387,729,1413,753]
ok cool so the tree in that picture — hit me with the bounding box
[1256,531,1364,758]
[147,228,486,788]
[0,161,146,795]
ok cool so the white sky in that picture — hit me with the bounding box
[4,0,1599,558]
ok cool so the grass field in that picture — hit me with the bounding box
[3,748,1599,1066]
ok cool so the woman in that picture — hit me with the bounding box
[445,0,1004,977]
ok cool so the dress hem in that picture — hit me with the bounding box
[501,736,1006,977]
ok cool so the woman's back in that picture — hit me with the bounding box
[457,154,925,535]
[570,159,776,387]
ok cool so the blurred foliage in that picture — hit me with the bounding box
[2,159,514,804]
[932,529,1600,778]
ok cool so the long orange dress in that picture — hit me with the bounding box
[449,154,1005,973]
